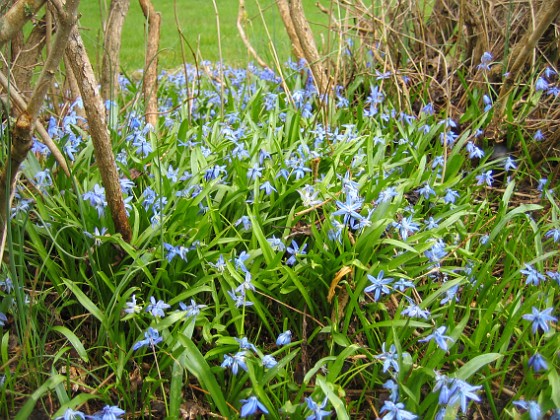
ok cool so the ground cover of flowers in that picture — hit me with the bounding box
[3,57,560,419]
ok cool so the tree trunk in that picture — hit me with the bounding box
[100,0,130,103]
[0,0,46,46]
[65,26,132,243]
[138,0,160,128]
[12,17,47,98]
[287,0,328,96]
[276,0,304,61]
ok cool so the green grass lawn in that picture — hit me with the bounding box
[79,0,329,71]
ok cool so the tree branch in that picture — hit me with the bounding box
[0,0,46,46]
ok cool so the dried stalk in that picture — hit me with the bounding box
[138,0,161,127]
[237,0,268,68]
[275,0,304,60]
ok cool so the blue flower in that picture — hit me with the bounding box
[179,299,207,318]
[221,351,248,375]
[449,379,482,414]
[379,400,417,419]
[239,396,269,417]
[0,312,8,327]
[425,239,446,263]
[545,228,560,243]
[393,216,420,241]
[513,400,542,420]
[477,51,493,71]
[375,342,400,373]
[90,405,126,419]
[466,142,484,159]
[146,296,171,318]
[286,240,307,266]
[522,307,557,334]
[417,183,436,199]
[235,337,258,353]
[504,156,517,171]
[476,170,494,186]
[276,330,292,346]
[124,294,141,315]
[267,236,285,251]
[133,327,163,351]
[401,302,430,319]
[261,354,277,368]
[0,278,13,293]
[443,188,460,204]
[247,163,264,181]
[83,184,107,217]
[364,271,393,301]
[533,130,545,141]
[305,397,331,420]
[383,379,399,402]
[55,408,86,420]
[235,215,252,231]
[419,326,454,351]
[528,352,548,372]
[520,263,546,286]
[536,77,549,91]
[260,181,277,195]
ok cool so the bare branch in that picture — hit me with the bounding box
[65,26,132,242]
[138,0,161,127]
[0,0,46,46]
[237,0,268,68]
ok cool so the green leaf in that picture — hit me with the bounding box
[52,326,89,363]
[455,353,502,381]
[316,375,349,420]
[177,334,230,417]
[15,375,65,420]
[61,278,104,323]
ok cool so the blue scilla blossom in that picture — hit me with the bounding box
[235,337,258,353]
[260,180,277,195]
[476,170,494,186]
[420,326,453,351]
[520,263,546,286]
[90,405,126,420]
[513,400,542,420]
[482,95,492,112]
[179,299,207,318]
[298,185,322,207]
[379,400,417,420]
[534,130,545,141]
[267,236,285,252]
[537,178,547,192]
[528,352,548,372]
[221,351,248,375]
[439,130,458,146]
[56,408,86,419]
[545,228,560,242]
[417,183,436,199]
[393,278,414,292]
[132,327,163,351]
[142,187,156,211]
[440,285,460,305]
[393,216,420,241]
[276,330,292,346]
[383,379,399,402]
[163,243,188,262]
[432,155,445,168]
[209,254,227,273]
[205,165,227,181]
[286,240,307,266]
[0,312,8,327]
[235,215,252,231]
[261,354,277,368]
[522,307,557,334]
[425,239,446,263]
[239,396,269,418]
[424,217,440,230]
[0,278,13,293]
[378,186,398,203]
[146,296,171,318]
[479,234,490,245]
[536,77,549,91]
[504,156,517,171]
[477,51,493,71]
[227,289,253,307]
[466,142,485,159]
[547,270,560,286]
[247,163,264,181]
[119,178,135,195]
[124,294,141,315]
[375,342,401,373]
[34,170,52,191]
[305,397,331,420]
[165,165,179,183]
[234,251,251,273]
[443,188,460,204]
[333,195,364,229]
[401,302,430,320]
[83,184,107,217]
[434,372,481,414]
[364,271,393,301]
